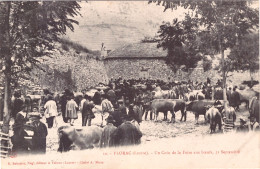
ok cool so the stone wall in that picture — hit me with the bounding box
[104,58,217,83]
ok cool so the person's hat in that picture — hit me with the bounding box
[29,112,42,118]
[106,115,115,123]
[240,118,246,124]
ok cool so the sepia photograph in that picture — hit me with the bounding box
[0,1,259,169]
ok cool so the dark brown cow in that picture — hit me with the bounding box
[171,99,186,122]
[186,100,223,124]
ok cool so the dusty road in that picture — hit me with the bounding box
[45,103,250,153]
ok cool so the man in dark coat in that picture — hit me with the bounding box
[30,112,48,154]
[93,90,102,105]
[81,95,95,126]
[230,87,240,111]
[60,89,71,123]
[226,87,232,103]
[12,91,24,118]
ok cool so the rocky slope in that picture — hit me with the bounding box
[29,43,108,92]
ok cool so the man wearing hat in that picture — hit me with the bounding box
[81,95,95,126]
[30,112,48,154]
[100,115,117,148]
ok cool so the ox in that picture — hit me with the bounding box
[110,121,142,147]
[172,99,187,122]
[205,107,222,133]
[150,99,176,122]
[58,125,103,152]
[238,88,258,108]
[186,100,223,124]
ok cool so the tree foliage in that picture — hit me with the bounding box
[152,0,259,72]
[0,1,81,82]
[0,1,81,133]
[228,33,259,73]
[158,16,203,71]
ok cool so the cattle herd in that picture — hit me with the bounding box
[6,78,260,153]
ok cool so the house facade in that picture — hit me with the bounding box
[104,42,216,82]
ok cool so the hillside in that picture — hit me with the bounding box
[28,41,108,92]
[64,1,186,50]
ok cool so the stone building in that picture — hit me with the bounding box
[104,42,216,83]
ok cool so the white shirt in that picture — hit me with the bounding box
[44,100,58,117]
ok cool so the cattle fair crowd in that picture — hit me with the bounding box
[1,77,259,156]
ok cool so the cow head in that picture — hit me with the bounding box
[57,126,74,152]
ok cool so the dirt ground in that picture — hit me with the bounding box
[4,103,259,169]
[45,103,251,153]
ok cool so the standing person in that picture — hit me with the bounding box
[81,95,95,126]
[65,95,78,126]
[44,95,58,128]
[100,115,117,148]
[60,89,71,123]
[143,92,152,120]
[226,87,232,104]
[11,102,29,155]
[230,86,240,111]
[30,112,48,154]
[110,100,128,127]
[93,90,102,105]
[106,88,117,107]
[206,77,211,85]
[79,94,87,113]
[101,94,114,127]
[11,91,24,119]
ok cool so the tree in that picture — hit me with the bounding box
[0,1,81,133]
[228,33,259,87]
[151,0,259,109]
[157,16,203,72]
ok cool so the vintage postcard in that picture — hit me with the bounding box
[0,1,259,169]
